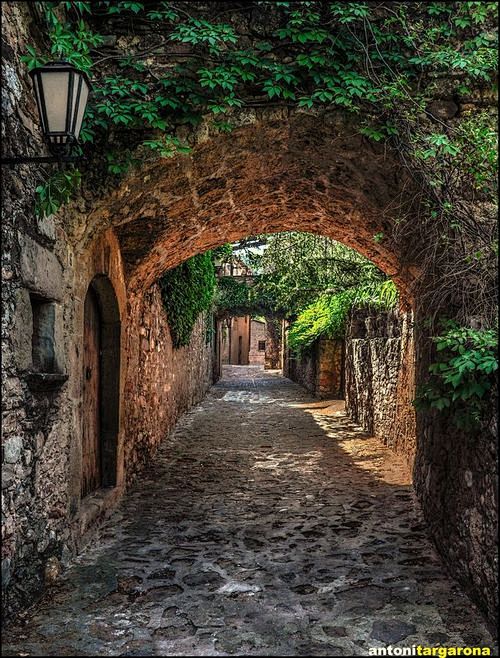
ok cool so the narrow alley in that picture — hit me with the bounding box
[2,367,494,657]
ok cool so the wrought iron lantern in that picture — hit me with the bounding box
[30,61,91,154]
[2,61,92,165]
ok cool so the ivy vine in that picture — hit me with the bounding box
[23,1,497,230]
[158,251,216,348]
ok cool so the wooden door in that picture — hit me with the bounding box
[81,287,102,498]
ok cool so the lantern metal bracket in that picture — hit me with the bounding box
[1,155,84,166]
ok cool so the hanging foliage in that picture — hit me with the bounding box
[22,1,498,330]
[159,252,216,348]
[287,280,399,354]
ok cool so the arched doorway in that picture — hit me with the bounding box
[81,275,121,497]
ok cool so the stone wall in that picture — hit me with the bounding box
[316,339,343,398]
[413,333,498,631]
[123,289,213,482]
[285,343,317,395]
[285,338,343,399]
[344,307,416,460]
[2,2,69,617]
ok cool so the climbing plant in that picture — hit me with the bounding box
[214,232,387,319]
[414,321,498,429]
[248,232,386,316]
[158,251,216,348]
[24,3,497,235]
[214,275,283,318]
[287,280,398,354]
[214,277,253,317]
[34,168,82,217]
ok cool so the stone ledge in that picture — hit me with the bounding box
[24,372,68,392]
[18,232,64,301]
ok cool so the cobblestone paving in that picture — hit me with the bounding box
[2,367,495,656]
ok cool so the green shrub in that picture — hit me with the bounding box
[414,321,498,428]
[287,280,398,354]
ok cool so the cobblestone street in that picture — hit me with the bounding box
[2,367,495,656]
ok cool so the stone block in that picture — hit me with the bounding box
[2,558,11,589]
[427,99,459,120]
[1,465,16,489]
[12,289,33,371]
[3,435,23,463]
[18,232,64,301]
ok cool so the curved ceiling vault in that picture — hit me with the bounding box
[87,112,419,303]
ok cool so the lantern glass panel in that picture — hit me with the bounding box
[39,70,71,139]
[72,77,89,139]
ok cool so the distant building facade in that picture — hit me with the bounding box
[221,316,267,365]
[217,255,281,368]
[248,319,266,365]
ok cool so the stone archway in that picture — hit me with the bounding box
[82,112,419,302]
[88,110,420,505]
[85,108,419,492]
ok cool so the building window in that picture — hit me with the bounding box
[258,340,266,351]
[30,294,56,372]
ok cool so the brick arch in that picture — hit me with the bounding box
[88,112,419,301]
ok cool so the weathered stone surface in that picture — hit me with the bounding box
[413,373,498,636]
[36,214,56,242]
[370,620,417,643]
[18,232,64,301]
[123,288,213,483]
[1,368,495,656]
[2,436,23,464]
[286,340,318,395]
[10,289,33,371]
[427,99,459,120]
[287,338,343,399]
[344,307,416,462]
[44,556,61,585]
